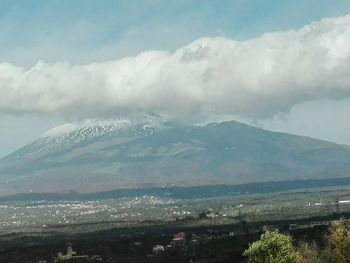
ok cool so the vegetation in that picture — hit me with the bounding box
[243,219,350,263]
[328,219,350,263]
[243,231,299,263]
[297,242,325,263]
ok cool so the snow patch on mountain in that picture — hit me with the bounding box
[40,119,132,141]
[31,118,132,151]
[3,116,172,161]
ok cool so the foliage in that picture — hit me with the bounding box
[328,219,350,263]
[243,231,299,263]
[297,242,325,263]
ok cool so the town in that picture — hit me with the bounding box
[0,207,347,263]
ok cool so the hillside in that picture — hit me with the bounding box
[0,118,350,196]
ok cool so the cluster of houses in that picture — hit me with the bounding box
[35,218,335,263]
[52,243,102,263]
[152,232,187,254]
[151,219,335,257]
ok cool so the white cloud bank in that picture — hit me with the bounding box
[1,14,350,122]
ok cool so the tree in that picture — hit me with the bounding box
[328,219,350,263]
[243,231,299,263]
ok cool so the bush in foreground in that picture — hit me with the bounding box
[328,219,350,263]
[243,231,299,263]
[297,242,325,263]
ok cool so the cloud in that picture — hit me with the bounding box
[1,14,350,122]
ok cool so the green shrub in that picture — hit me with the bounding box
[243,231,299,263]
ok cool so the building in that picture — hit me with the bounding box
[173,232,186,242]
[152,245,165,254]
[53,243,89,263]
[171,232,186,247]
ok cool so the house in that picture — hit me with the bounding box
[53,243,89,263]
[173,232,186,242]
[153,245,165,254]
[170,232,186,248]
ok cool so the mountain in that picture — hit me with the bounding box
[1,118,350,196]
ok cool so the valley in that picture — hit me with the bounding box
[0,183,350,262]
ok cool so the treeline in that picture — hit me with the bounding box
[3,177,350,201]
[244,219,350,263]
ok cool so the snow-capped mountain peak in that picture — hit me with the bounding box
[39,119,133,141]
[5,116,171,161]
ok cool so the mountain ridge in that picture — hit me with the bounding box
[1,119,350,197]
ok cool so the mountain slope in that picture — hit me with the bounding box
[1,119,350,196]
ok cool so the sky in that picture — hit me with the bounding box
[1,0,350,157]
